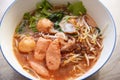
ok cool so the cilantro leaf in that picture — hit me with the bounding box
[67,1,87,15]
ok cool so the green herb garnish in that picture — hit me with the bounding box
[48,12,64,31]
[67,1,86,16]
[15,20,28,33]
[48,12,64,22]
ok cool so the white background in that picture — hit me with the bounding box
[0,0,120,80]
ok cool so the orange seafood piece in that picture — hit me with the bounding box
[46,39,61,70]
[29,60,49,77]
[34,37,52,60]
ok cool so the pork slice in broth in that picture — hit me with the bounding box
[46,39,61,71]
[84,14,97,27]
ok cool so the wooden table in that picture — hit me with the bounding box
[0,0,120,80]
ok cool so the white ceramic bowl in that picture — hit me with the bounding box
[0,0,116,80]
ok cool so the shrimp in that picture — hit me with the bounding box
[34,37,52,60]
[18,37,36,52]
[46,39,61,70]
[37,18,54,33]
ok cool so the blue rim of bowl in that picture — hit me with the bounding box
[83,1,117,80]
[0,0,31,80]
[0,0,117,80]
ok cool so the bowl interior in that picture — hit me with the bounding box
[0,0,116,80]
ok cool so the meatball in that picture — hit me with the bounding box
[18,37,36,52]
[37,18,54,33]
